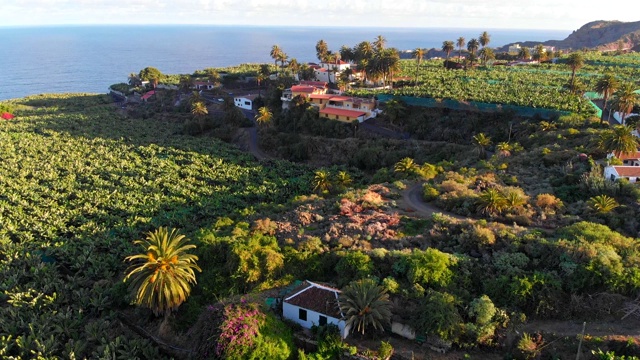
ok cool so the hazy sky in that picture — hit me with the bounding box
[1,0,637,30]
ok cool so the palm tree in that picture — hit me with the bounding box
[412,48,425,85]
[255,106,273,127]
[467,38,480,66]
[479,31,491,49]
[518,47,531,60]
[472,133,492,159]
[611,83,639,125]
[277,52,289,75]
[384,99,406,125]
[191,101,209,132]
[566,52,584,92]
[288,58,300,79]
[476,188,507,216]
[312,169,332,193]
[456,37,466,62]
[270,45,283,76]
[373,35,386,52]
[588,195,619,213]
[533,44,546,62]
[597,125,639,157]
[334,171,353,190]
[595,74,619,124]
[478,47,495,66]
[316,40,329,63]
[179,75,192,93]
[124,227,201,316]
[339,279,392,336]
[502,188,528,208]
[442,41,454,61]
[394,157,417,176]
[495,142,512,157]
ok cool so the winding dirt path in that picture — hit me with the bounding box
[401,182,467,220]
[246,127,271,161]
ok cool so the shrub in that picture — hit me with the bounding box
[423,183,440,201]
[535,193,563,211]
[377,341,394,360]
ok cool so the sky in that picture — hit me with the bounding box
[1,0,638,30]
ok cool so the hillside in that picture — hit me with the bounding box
[499,20,640,51]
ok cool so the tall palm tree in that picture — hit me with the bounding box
[312,169,332,194]
[611,82,639,125]
[412,48,425,85]
[456,37,466,62]
[277,52,289,75]
[339,279,392,336]
[467,38,480,55]
[270,45,283,76]
[479,31,491,49]
[373,35,387,52]
[255,106,273,127]
[588,195,619,213]
[566,52,584,92]
[442,41,454,61]
[595,74,619,124]
[191,101,209,132]
[124,227,201,316]
[179,75,192,93]
[316,39,329,63]
[473,132,492,159]
[596,125,639,157]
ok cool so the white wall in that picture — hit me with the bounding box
[283,302,348,338]
[234,97,253,110]
[604,166,619,181]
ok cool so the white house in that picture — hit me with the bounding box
[282,281,350,339]
[604,165,640,183]
[234,94,258,110]
[607,151,640,166]
[193,81,217,90]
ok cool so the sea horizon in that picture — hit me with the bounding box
[0,25,571,101]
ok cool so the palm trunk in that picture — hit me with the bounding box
[601,94,609,124]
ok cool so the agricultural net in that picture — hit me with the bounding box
[378,94,571,119]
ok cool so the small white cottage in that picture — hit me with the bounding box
[282,281,350,338]
[604,165,640,183]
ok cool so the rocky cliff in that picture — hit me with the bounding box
[499,20,640,52]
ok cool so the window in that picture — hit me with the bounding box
[319,315,327,326]
[299,308,307,321]
[245,101,251,106]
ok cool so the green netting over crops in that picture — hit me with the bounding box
[583,92,600,100]
[378,94,570,119]
[586,99,602,118]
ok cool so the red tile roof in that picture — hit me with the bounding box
[291,85,317,93]
[284,281,343,318]
[320,107,366,118]
[309,94,334,100]
[328,96,351,102]
[612,166,640,177]
[618,151,640,160]
[300,81,328,88]
[1,112,15,120]
[141,90,155,100]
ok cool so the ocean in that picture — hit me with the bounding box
[0,25,570,101]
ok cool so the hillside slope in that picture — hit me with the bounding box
[499,20,640,51]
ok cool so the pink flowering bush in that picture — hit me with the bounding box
[215,301,265,359]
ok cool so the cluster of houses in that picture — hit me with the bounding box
[281,80,378,123]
